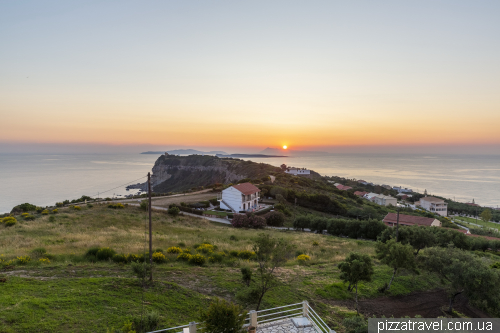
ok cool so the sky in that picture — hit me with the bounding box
[1,1,500,154]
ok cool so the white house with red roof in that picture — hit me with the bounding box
[218,182,261,213]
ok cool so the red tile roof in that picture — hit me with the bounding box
[383,213,439,227]
[354,191,368,197]
[336,184,353,191]
[232,182,261,195]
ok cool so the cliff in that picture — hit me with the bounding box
[149,154,282,193]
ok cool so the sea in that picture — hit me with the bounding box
[1,153,499,214]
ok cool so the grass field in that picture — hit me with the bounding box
[453,216,500,232]
[0,204,488,332]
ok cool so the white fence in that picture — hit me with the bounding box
[147,301,334,333]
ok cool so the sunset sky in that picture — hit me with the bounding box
[1,1,499,154]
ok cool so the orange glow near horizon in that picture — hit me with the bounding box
[283,145,288,149]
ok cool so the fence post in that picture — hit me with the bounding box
[302,300,309,318]
[249,310,258,327]
[189,322,197,333]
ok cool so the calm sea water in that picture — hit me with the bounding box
[1,153,499,213]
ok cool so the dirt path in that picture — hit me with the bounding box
[328,289,489,318]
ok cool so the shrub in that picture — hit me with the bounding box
[241,267,252,286]
[177,242,186,247]
[238,250,255,260]
[11,203,38,213]
[39,258,50,264]
[72,206,82,210]
[87,203,93,208]
[166,247,182,254]
[177,252,192,261]
[49,216,56,222]
[208,252,225,263]
[30,247,47,258]
[25,215,35,221]
[126,253,144,263]
[189,254,206,265]
[199,299,247,333]
[229,250,240,257]
[167,206,180,216]
[36,207,44,213]
[17,256,31,264]
[343,316,368,333]
[183,248,192,254]
[108,203,125,209]
[140,200,148,211]
[96,247,116,261]
[51,209,58,214]
[491,262,500,269]
[196,243,214,254]
[56,202,64,207]
[248,214,266,229]
[21,213,29,218]
[133,311,159,333]
[312,241,319,246]
[231,214,249,228]
[297,254,311,262]
[152,251,167,263]
[2,216,17,227]
[41,209,49,215]
[264,211,285,227]
[131,261,153,280]
[112,254,128,264]
[85,247,101,259]
[229,235,238,241]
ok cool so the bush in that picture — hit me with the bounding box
[229,235,238,241]
[2,216,17,227]
[248,214,266,229]
[491,262,500,269]
[131,261,153,280]
[49,216,55,222]
[231,214,249,228]
[112,254,128,264]
[56,202,64,207]
[140,200,148,211]
[241,267,252,286]
[166,247,183,254]
[72,206,82,210]
[196,243,214,254]
[238,250,255,260]
[265,211,285,227]
[11,203,37,213]
[229,250,240,257]
[133,310,159,333]
[96,247,116,261]
[126,253,144,263]
[152,251,167,263]
[177,252,192,261]
[199,299,247,333]
[41,210,49,215]
[208,252,225,263]
[25,214,35,221]
[108,203,125,209]
[30,248,47,258]
[167,206,180,216]
[87,203,93,208]
[85,247,101,259]
[51,209,58,214]
[17,256,31,264]
[297,254,311,263]
[343,316,368,333]
[189,254,206,265]
[39,258,50,264]
[312,240,319,246]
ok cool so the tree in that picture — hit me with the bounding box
[376,239,417,291]
[421,246,500,313]
[406,226,437,255]
[481,209,492,222]
[264,211,285,227]
[252,234,295,310]
[338,253,374,314]
[167,206,180,216]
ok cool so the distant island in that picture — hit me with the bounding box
[216,154,287,158]
[141,149,228,155]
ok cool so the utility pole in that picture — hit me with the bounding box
[396,207,400,242]
[148,172,153,282]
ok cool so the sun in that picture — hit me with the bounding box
[283,145,287,149]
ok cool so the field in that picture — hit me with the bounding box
[0,205,494,333]
[453,216,500,232]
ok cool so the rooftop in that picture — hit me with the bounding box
[420,196,446,203]
[232,182,261,195]
[383,213,438,227]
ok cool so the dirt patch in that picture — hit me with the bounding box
[150,192,218,208]
[328,289,489,318]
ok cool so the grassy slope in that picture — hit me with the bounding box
[0,205,457,333]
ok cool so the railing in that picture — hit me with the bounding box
[147,301,334,333]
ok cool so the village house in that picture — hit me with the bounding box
[218,182,260,213]
[371,194,397,207]
[354,191,368,197]
[416,195,448,216]
[284,166,311,177]
[393,186,413,193]
[335,184,353,191]
[383,213,442,227]
[364,192,379,200]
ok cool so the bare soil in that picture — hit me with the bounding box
[330,289,489,318]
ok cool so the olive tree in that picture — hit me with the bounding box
[376,239,417,291]
[338,252,374,314]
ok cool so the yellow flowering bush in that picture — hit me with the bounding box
[39,258,50,264]
[166,247,183,254]
[177,252,192,261]
[72,206,82,210]
[41,210,49,215]
[183,248,192,254]
[312,241,319,246]
[52,209,58,214]
[152,251,167,263]
[2,216,17,227]
[21,213,30,218]
[196,243,214,254]
[126,254,142,263]
[238,250,256,259]
[297,254,311,263]
[17,256,31,264]
[189,254,206,266]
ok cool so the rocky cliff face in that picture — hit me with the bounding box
[148,154,281,193]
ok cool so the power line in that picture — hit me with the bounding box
[88,175,148,199]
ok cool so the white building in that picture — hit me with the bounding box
[372,194,397,207]
[393,186,413,193]
[416,196,448,216]
[218,182,260,213]
[364,192,379,200]
[284,167,310,176]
